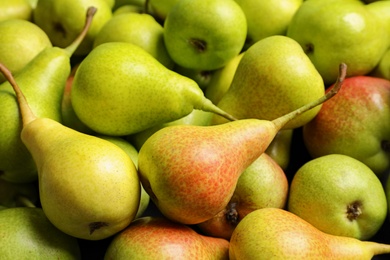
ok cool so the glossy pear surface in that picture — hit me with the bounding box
[230,208,390,259]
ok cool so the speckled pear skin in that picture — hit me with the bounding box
[104,216,229,259]
[229,208,390,260]
[21,118,141,240]
[138,119,278,225]
[71,42,234,137]
[211,35,325,129]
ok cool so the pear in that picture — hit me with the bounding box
[0,7,96,183]
[0,0,33,22]
[197,153,288,240]
[137,63,347,225]
[104,216,229,259]
[229,208,390,259]
[288,154,388,241]
[71,41,237,136]
[0,58,141,240]
[0,18,52,83]
[93,12,174,69]
[211,35,325,130]
[0,207,81,259]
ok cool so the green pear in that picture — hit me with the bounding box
[288,154,387,241]
[205,52,244,104]
[148,0,179,21]
[303,76,390,176]
[114,0,146,10]
[104,216,229,259]
[0,207,81,259]
[33,0,112,56]
[71,42,237,136]
[163,0,247,71]
[287,0,389,85]
[229,208,390,259]
[0,53,141,241]
[93,12,174,69]
[211,35,325,130]
[112,4,144,15]
[234,0,303,49]
[0,18,52,83]
[0,7,96,183]
[371,48,390,80]
[96,135,150,219]
[0,179,38,208]
[197,153,288,240]
[366,0,390,47]
[129,109,214,150]
[265,129,293,170]
[0,0,33,21]
[137,67,346,224]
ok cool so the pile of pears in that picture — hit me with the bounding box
[1,0,390,259]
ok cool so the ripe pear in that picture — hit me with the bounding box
[303,76,390,176]
[287,0,389,85]
[71,42,237,136]
[0,7,96,183]
[137,63,346,225]
[163,0,247,71]
[0,207,81,259]
[0,61,141,240]
[0,18,52,83]
[288,154,388,241]
[93,12,174,69]
[211,35,325,130]
[197,153,288,240]
[229,207,390,259]
[104,216,229,259]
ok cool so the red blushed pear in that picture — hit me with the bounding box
[303,76,390,176]
[137,63,347,225]
[104,216,229,259]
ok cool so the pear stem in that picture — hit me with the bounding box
[272,63,347,131]
[201,99,239,121]
[64,6,97,56]
[16,195,36,208]
[0,63,36,126]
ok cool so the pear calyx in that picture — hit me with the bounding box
[226,202,239,225]
[346,201,362,221]
[89,222,109,235]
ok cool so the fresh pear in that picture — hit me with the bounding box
[148,0,179,21]
[163,0,247,71]
[0,207,81,259]
[96,135,150,218]
[211,35,325,130]
[33,0,113,56]
[229,208,390,259]
[288,154,387,241]
[71,42,237,136]
[93,12,174,69]
[0,7,96,183]
[104,216,229,259]
[371,48,390,80]
[286,0,389,85]
[0,61,141,240]
[265,129,293,170]
[197,153,288,240]
[112,4,144,15]
[0,0,33,21]
[137,63,346,225]
[0,18,52,83]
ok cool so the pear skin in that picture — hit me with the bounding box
[104,216,229,259]
[229,208,390,259]
[138,63,346,225]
